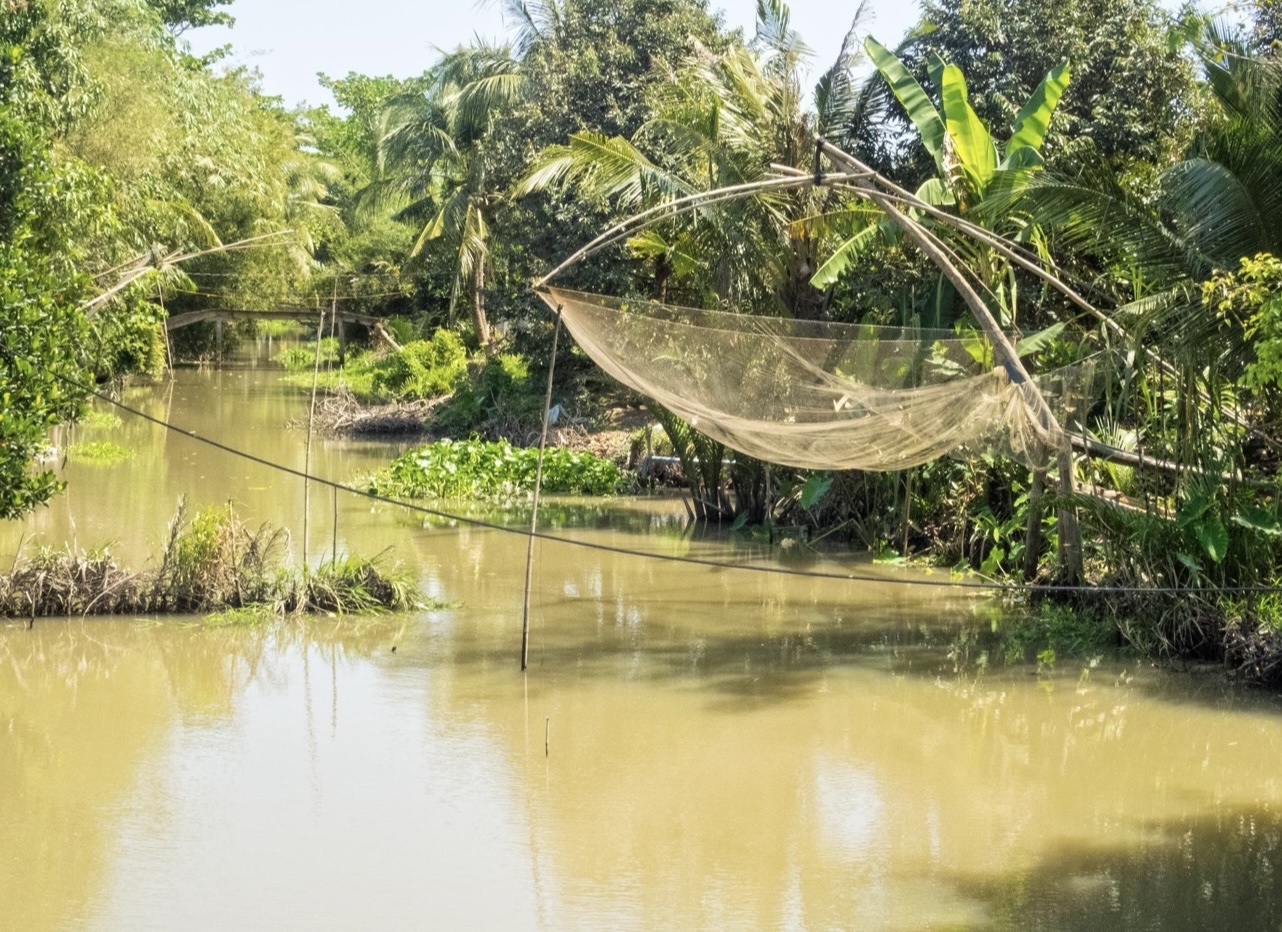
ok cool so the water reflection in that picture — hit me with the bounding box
[972,808,1282,930]
[4,345,1282,930]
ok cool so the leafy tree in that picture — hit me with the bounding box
[812,38,1072,331]
[362,44,525,345]
[483,0,733,315]
[521,0,871,315]
[146,0,234,35]
[872,0,1196,178]
[0,2,90,517]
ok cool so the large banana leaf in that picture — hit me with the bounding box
[940,65,997,195]
[1004,62,1070,165]
[810,217,900,287]
[865,36,945,173]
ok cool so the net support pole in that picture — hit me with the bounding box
[816,137,1082,582]
[522,306,564,672]
[1024,467,1045,580]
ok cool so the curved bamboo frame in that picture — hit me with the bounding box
[529,137,1084,583]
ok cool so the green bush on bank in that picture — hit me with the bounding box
[276,338,340,371]
[276,330,469,402]
[436,353,539,434]
[369,331,468,399]
[365,437,625,502]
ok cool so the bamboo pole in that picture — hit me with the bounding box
[302,282,335,565]
[1024,468,1046,580]
[782,156,1282,460]
[522,307,564,672]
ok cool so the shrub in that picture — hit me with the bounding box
[437,352,539,434]
[368,330,468,399]
[0,501,432,619]
[276,337,340,371]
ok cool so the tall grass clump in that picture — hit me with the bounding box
[0,501,431,621]
[282,555,419,614]
[365,437,625,502]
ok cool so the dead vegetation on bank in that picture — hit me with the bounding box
[291,385,638,466]
[286,387,447,436]
[0,500,425,623]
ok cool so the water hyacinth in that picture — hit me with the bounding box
[365,438,625,502]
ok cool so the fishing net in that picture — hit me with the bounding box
[538,287,1099,472]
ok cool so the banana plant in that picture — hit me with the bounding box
[811,40,1069,290]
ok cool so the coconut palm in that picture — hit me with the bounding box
[361,43,523,346]
[518,0,872,315]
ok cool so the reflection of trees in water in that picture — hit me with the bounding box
[0,615,411,931]
[972,808,1282,931]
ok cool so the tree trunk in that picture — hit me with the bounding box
[472,263,492,348]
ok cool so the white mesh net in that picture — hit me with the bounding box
[539,287,1098,472]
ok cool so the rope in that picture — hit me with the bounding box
[54,376,1282,598]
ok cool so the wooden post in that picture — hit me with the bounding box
[1023,467,1046,580]
[816,137,1083,582]
[522,307,563,671]
[215,318,223,362]
[302,303,324,566]
[902,469,914,558]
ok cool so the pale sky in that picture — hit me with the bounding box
[185,0,922,109]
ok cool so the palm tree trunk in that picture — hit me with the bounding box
[472,263,492,347]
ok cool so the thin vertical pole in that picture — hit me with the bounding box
[158,284,174,375]
[303,281,336,564]
[1023,465,1046,580]
[902,469,914,558]
[522,307,563,671]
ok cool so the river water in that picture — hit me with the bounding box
[2,342,1282,931]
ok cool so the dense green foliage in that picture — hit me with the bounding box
[9,0,1282,676]
[367,438,624,501]
[0,3,90,517]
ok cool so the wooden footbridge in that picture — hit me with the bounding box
[164,307,401,358]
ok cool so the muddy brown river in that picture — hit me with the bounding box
[2,342,1281,930]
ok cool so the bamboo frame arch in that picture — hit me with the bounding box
[519,137,1088,668]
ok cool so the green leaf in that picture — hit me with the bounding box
[940,64,997,193]
[1014,322,1065,357]
[999,147,1044,171]
[925,51,947,98]
[1231,507,1282,536]
[865,37,945,173]
[1177,494,1213,528]
[1195,517,1229,563]
[800,472,834,509]
[914,177,956,207]
[1004,62,1070,163]
[810,222,889,288]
